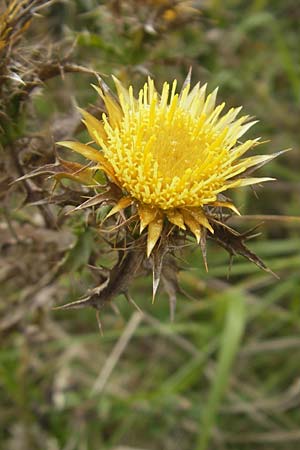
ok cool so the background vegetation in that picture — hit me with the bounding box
[1,1,300,449]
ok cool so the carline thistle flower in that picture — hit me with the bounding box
[58,74,276,259]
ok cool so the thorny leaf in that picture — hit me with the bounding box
[211,221,277,277]
[27,190,86,208]
[68,182,123,213]
[55,244,146,311]
[70,190,114,211]
[12,162,61,183]
[54,156,106,186]
[14,157,105,187]
[52,213,278,318]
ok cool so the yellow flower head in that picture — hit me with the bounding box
[59,75,275,257]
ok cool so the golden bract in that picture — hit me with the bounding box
[58,76,275,256]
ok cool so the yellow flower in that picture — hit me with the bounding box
[58,75,275,257]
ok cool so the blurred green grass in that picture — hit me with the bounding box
[1,1,300,449]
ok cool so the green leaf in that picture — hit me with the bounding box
[62,229,94,273]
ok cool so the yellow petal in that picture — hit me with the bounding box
[77,107,107,145]
[224,154,277,180]
[181,209,202,243]
[92,164,119,185]
[57,141,118,183]
[234,177,275,187]
[92,84,123,128]
[138,204,158,233]
[112,75,133,111]
[209,201,240,216]
[57,141,107,164]
[229,139,260,160]
[105,197,133,219]
[147,219,163,257]
[188,208,214,234]
[166,209,186,229]
[202,88,218,115]
[240,153,277,169]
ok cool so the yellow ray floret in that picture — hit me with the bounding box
[58,76,276,256]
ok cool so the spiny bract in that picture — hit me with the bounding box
[58,75,275,257]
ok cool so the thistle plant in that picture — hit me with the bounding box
[57,73,280,314]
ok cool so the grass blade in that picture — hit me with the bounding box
[196,289,247,450]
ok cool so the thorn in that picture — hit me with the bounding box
[266,267,280,280]
[178,286,197,301]
[182,66,192,91]
[96,310,104,336]
[110,302,121,316]
[124,292,143,313]
[241,222,264,238]
[52,296,92,310]
[152,273,160,304]
[200,229,208,272]
[251,185,259,199]
[151,244,166,303]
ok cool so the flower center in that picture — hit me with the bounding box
[102,92,234,209]
[146,109,216,180]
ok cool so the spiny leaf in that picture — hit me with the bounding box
[70,190,115,212]
[211,221,277,276]
[13,163,60,182]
